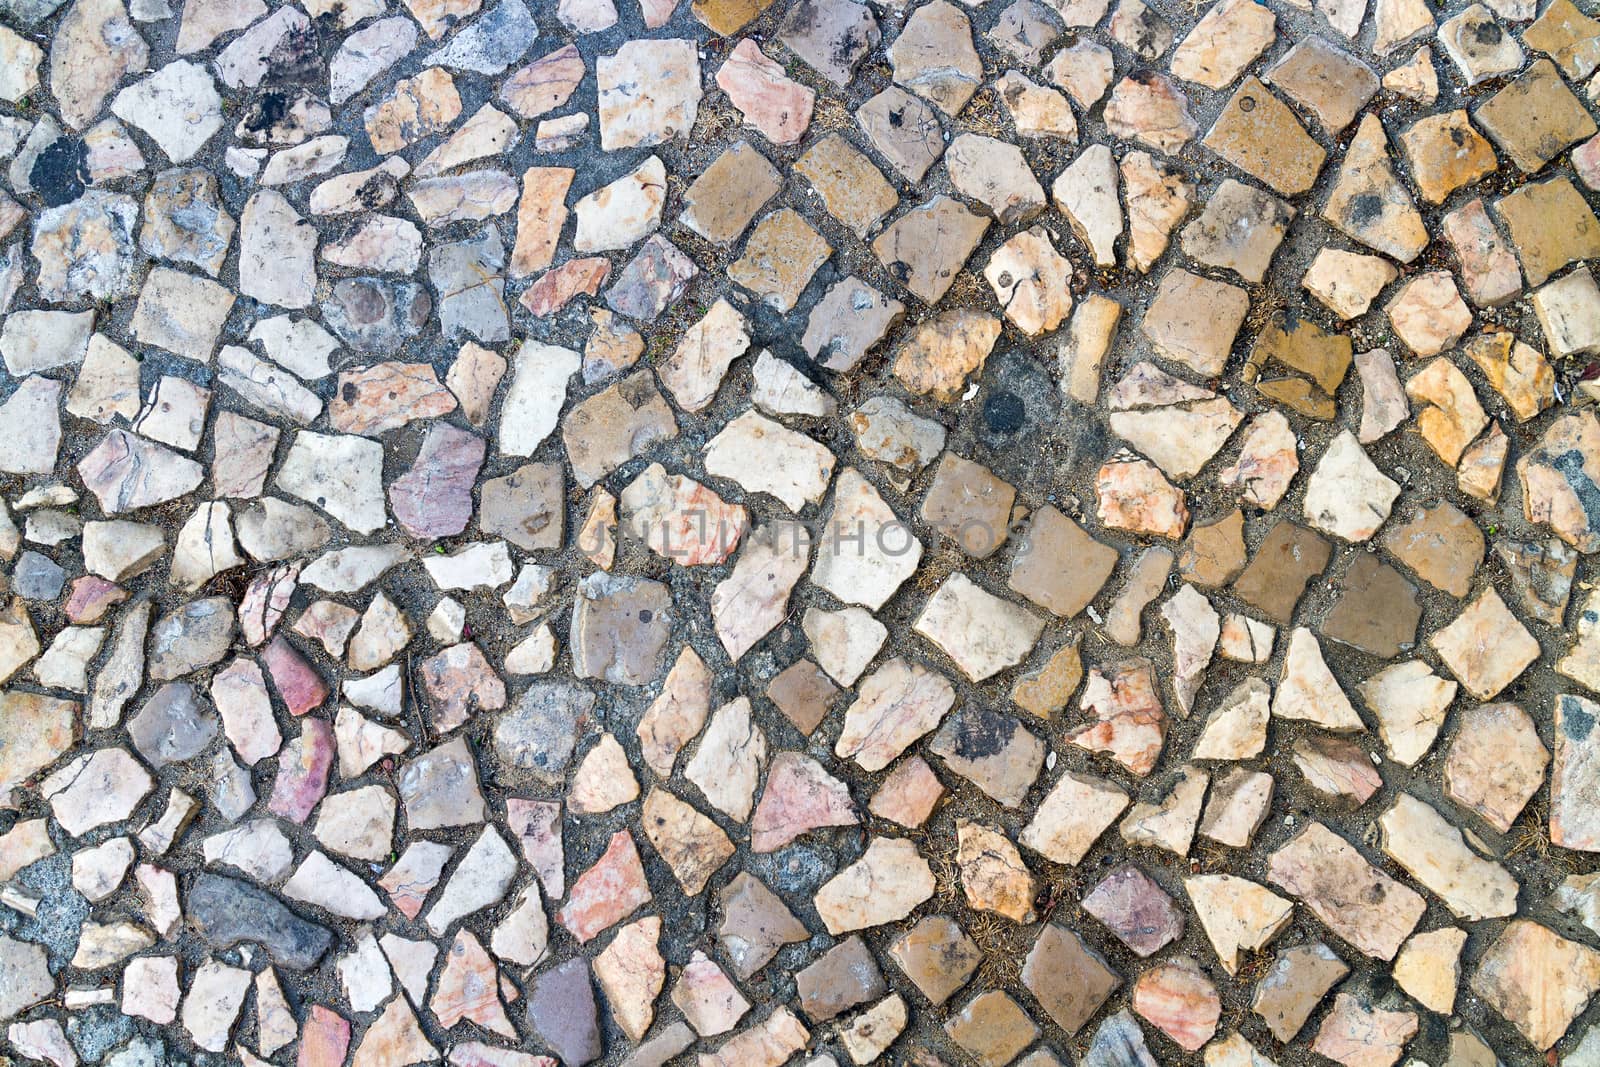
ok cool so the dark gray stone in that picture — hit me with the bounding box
[12,551,65,601]
[187,873,333,971]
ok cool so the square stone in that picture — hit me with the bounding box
[729,209,831,312]
[915,573,1043,682]
[680,141,782,245]
[1009,505,1118,618]
[921,453,1015,558]
[765,659,840,735]
[1322,553,1421,658]
[1140,268,1250,377]
[1022,923,1120,1036]
[1474,58,1597,173]
[1523,0,1600,80]
[795,133,898,238]
[130,267,236,363]
[1534,267,1600,358]
[1429,588,1541,700]
[802,276,905,372]
[856,86,945,183]
[479,462,563,551]
[1264,37,1377,132]
[888,916,980,1006]
[1202,76,1326,196]
[1494,176,1600,287]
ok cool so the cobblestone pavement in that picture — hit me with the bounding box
[4,0,1600,1064]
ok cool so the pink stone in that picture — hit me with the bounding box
[65,576,127,624]
[1068,658,1169,777]
[521,258,611,317]
[262,635,327,717]
[1575,133,1600,191]
[1096,453,1189,539]
[557,829,651,943]
[389,423,484,539]
[507,798,564,898]
[432,930,516,1037]
[715,40,815,146]
[298,1005,351,1067]
[1131,957,1220,1051]
[268,718,334,823]
[1441,198,1522,308]
[868,756,945,828]
[419,642,506,733]
[240,563,299,647]
[749,752,858,852]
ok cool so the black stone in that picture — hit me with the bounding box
[30,138,87,208]
[188,873,333,970]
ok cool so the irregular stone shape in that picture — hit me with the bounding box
[888,0,980,115]
[1170,0,1275,87]
[1321,553,1420,658]
[525,959,600,1066]
[49,0,147,128]
[814,837,935,934]
[1052,143,1121,268]
[874,198,990,307]
[718,873,807,979]
[188,873,333,970]
[795,936,884,1024]
[1023,769,1129,864]
[557,829,651,943]
[363,67,461,152]
[390,424,483,539]
[398,737,486,829]
[1321,114,1428,262]
[1103,72,1197,155]
[1133,957,1219,1052]
[836,658,956,772]
[1304,249,1397,320]
[887,916,980,1007]
[239,190,316,308]
[716,39,814,146]
[856,86,944,183]
[1096,453,1188,540]
[1553,693,1600,852]
[1444,198,1521,307]
[1180,178,1293,284]
[1475,58,1597,173]
[1107,363,1244,479]
[1082,864,1184,957]
[1185,874,1293,975]
[1472,919,1600,1050]
[1268,822,1425,960]
[1203,76,1324,195]
[33,189,139,303]
[782,0,879,84]
[1498,177,1600,293]
[1430,588,1540,700]
[1442,701,1547,834]
[1302,431,1400,542]
[868,756,945,829]
[1252,942,1349,1042]
[1381,792,1518,920]
[673,950,751,1035]
[1022,923,1120,1036]
[1069,658,1168,776]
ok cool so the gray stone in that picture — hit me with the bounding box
[526,958,600,1066]
[495,680,596,777]
[187,873,333,971]
[127,682,216,767]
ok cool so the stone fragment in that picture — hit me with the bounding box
[1186,875,1293,975]
[1321,114,1428,262]
[1430,588,1540,700]
[815,837,935,934]
[1141,269,1248,378]
[856,87,944,183]
[1181,178,1293,284]
[1476,58,1597,173]
[1083,864,1184,957]
[1021,923,1120,1035]
[1203,77,1324,195]
[1096,453,1188,540]
[1303,431,1399,542]
[1303,249,1397,320]
[1022,769,1129,863]
[718,872,806,979]
[1381,792,1518,920]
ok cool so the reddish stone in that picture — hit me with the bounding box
[262,636,328,717]
[521,258,611,316]
[268,718,334,823]
[389,424,484,539]
[65,577,127,624]
[557,830,651,943]
[298,1006,351,1067]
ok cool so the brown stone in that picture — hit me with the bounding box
[1202,76,1326,196]
[1008,505,1117,618]
[1253,942,1350,1041]
[1179,509,1246,588]
[1494,176,1600,287]
[889,916,980,1007]
[1231,521,1331,624]
[1399,110,1497,204]
[1322,553,1421,658]
[1381,501,1484,597]
[765,660,839,735]
[1021,924,1120,1036]
[1475,58,1597,173]
[795,936,885,1023]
